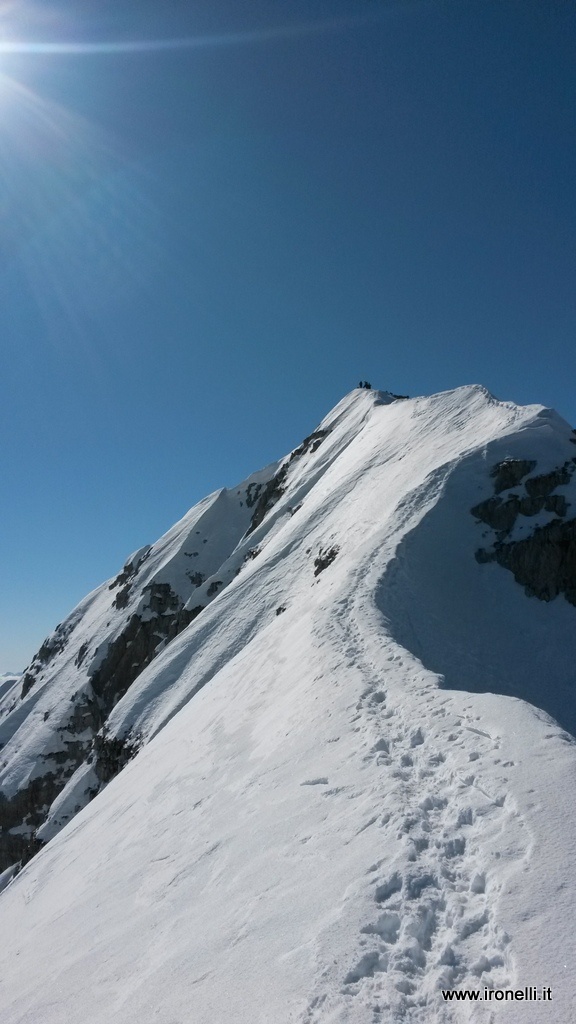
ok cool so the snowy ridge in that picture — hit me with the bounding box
[1,385,575,1023]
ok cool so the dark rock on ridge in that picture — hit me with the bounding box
[1,586,205,873]
[472,492,571,537]
[473,456,576,606]
[92,727,141,785]
[525,465,572,497]
[113,585,131,610]
[90,585,201,713]
[0,691,100,870]
[478,518,576,605]
[245,430,329,536]
[490,459,536,494]
[245,482,263,508]
[0,782,47,870]
[185,571,204,587]
[75,642,89,668]
[108,547,151,591]
[20,619,78,698]
[471,495,522,534]
[245,468,290,537]
[314,546,340,576]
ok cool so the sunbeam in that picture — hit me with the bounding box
[0,14,386,55]
[0,70,165,360]
[0,4,407,353]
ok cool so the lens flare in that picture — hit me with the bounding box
[0,15,379,55]
[0,70,165,357]
[0,4,395,353]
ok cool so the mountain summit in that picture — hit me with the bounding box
[1,385,576,1023]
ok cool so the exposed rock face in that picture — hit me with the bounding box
[525,465,571,497]
[108,547,151,593]
[107,547,152,613]
[0,588,204,873]
[471,492,570,536]
[481,519,576,604]
[185,571,204,587]
[471,495,522,535]
[90,587,202,714]
[473,457,576,605]
[245,468,290,536]
[245,482,263,508]
[245,430,329,536]
[490,459,536,493]
[314,546,340,576]
[20,618,79,698]
[113,586,131,610]
[1,471,279,877]
[0,785,48,868]
[0,690,104,869]
[92,728,141,785]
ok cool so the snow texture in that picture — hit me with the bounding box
[0,385,575,1024]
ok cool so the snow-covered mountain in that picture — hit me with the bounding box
[1,385,575,1023]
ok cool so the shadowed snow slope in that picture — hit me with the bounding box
[1,385,576,1024]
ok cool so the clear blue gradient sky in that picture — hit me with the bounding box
[2,0,575,669]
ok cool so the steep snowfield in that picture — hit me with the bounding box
[1,385,575,1023]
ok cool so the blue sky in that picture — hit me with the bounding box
[2,0,575,669]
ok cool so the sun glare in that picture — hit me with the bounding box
[0,3,388,353]
[0,47,164,357]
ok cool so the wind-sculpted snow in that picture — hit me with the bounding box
[1,385,576,1023]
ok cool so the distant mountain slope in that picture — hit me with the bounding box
[0,461,283,868]
[1,385,575,1023]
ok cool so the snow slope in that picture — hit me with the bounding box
[1,385,575,1024]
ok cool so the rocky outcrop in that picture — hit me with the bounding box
[245,467,290,536]
[478,518,576,605]
[471,495,522,535]
[185,571,204,587]
[0,686,105,871]
[107,546,151,590]
[245,430,329,536]
[313,546,340,576]
[490,459,536,494]
[1,584,205,873]
[106,547,152,613]
[20,618,79,698]
[524,466,571,497]
[90,585,202,713]
[92,727,141,785]
[0,783,48,870]
[473,456,576,606]
[471,492,570,537]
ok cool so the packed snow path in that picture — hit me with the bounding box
[1,386,575,1023]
